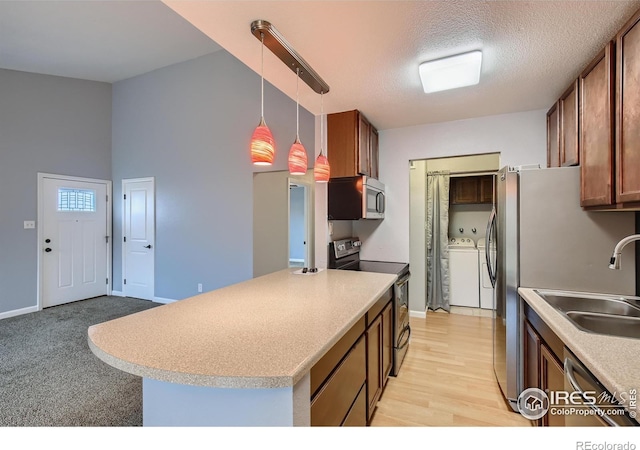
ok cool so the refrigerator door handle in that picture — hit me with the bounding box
[485,207,497,288]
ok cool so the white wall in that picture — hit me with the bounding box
[354,109,547,265]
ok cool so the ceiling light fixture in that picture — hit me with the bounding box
[314,91,330,183]
[419,50,482,94]
[288,68,308,175]
[250,32,275,165]
[250,20,331,180]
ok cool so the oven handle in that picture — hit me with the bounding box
[564,357,619,427]
[395,324,411,351]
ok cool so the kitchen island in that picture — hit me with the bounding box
[88,268,397,426]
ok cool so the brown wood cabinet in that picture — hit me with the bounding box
[616,10,640,205]
[560,79,580,167]
[580,42,615,207]
[366,314,383,423]
[523,301,566,427]
[327,110,380,179]
[547,103,560,168]
[310,288,393,427]
[450,175,494,205]
[523,319,565,427]
[540,345,565,427]
[381,302,392,387]
[311,335,366,426]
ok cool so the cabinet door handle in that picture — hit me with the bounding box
[144,245,152,249]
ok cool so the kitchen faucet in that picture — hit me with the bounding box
[609,234,640,269]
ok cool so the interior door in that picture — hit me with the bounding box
[123,178,155,301]
[41,176,109,308]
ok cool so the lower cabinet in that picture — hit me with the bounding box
[523,303,566,427]
[366,314,383,423]
[311,335,366,426]
[382,302,393,386]
[310,287,394,426]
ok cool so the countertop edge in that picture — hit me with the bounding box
[87,331,295,389]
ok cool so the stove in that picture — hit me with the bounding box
[328,237,410,376]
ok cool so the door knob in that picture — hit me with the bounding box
[144,245,152,249]
[45,248,52,252]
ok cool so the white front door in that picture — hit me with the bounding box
[123,178,155,301]
[41,176,110,308]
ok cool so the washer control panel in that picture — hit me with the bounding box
[449,237,476,247]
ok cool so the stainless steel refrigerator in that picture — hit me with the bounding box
[484,165,636,411]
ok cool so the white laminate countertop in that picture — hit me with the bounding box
[519,288,640,402]
[88,268,397,389]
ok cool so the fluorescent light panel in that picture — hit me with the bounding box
[419,50,482,94]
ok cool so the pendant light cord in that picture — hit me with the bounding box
[296,68,300,139]
[320,91,324,156]
[260,33,265,118]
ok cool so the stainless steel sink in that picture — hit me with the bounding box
[534,290,640,339]
[566,312,640,339]
[539,293,640,317]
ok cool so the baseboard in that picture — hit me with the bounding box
[110,290,124,297]
[409,310,427,319]
[0,305,39,320]
[154,296,177,304]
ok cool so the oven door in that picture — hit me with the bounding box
[392,273,410,376]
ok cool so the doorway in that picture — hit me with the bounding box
[289,181,312,268]
[253,170,314,278]
[122,177,155,301]
[38,173,112,309]
[409,153,500,315]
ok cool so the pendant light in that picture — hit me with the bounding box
[314,91,330,183]
[250,32,275,165]
[288,68,307,175]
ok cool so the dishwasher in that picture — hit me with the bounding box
[563,348,638,426]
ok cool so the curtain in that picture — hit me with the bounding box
[426,171,450,312]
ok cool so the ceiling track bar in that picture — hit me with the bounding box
[251,19,330,95]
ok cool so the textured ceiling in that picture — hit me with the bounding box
[0,1,221,83]
[165,0,640,130]
[2,1,640,130]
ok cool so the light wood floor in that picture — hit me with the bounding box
[370,310,532,426]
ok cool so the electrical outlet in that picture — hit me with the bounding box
[24,220,36,229]
[197,283,203,293]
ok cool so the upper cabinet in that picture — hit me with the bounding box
[327,110,380,179]
[579,42,615,207]
[559,80,580,166]
[547,6,640,209]
[546,79,579,168]
[450,175,494,205]
[616,10,640,205]
[546,103,560,168]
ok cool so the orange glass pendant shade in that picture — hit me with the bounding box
[251,118,275,165]
[314,153,330,182]
[288,138,307,175]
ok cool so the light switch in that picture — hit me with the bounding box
[24,221,36,229]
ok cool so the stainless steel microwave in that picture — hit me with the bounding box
[328,176,385,220]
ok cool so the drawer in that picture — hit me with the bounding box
[310,316,365,397]
[341,382,366,427]
[311,335,366,426]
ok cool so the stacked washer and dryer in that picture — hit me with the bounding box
[448,237,494,309]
